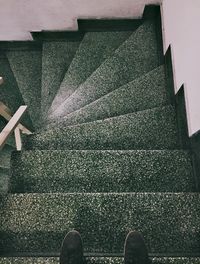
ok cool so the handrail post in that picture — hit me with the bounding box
[14,127,22,151]
[0,102,32,135]
[0,78,32,151]
[0,105,28,151]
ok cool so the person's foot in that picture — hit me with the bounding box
[60,230,83,264]
[124,230,150,264]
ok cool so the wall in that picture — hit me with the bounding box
[0,0,199,135]
[0,0,160,40]
[162,0,200,136]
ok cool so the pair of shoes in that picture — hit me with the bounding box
[60,230,150,264]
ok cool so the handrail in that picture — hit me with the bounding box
[0,102,32,135]
[0,76,32,151]
[0,106,28,151]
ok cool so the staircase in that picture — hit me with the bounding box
[0,5,200,264]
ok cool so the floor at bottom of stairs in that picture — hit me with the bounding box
[0,256,200,264]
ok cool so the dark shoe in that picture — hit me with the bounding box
[60,230,83,264]
[124,230,150,264]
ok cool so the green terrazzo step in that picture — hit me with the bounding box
[26,105,179,150]
[41,41,81,119]
[0,257,200,264]
[10,150,195,193]
[0,168,9,194]
[51,20,160,119]
[0,193,199,254]
[49,31,133,116]
[0,55,33,129]
[7,50,42,128]
[51,65,168,127]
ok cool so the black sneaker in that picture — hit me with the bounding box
[124,230,150,264]
[60,230,83,264]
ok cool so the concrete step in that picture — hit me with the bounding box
[49,31,133,116]
[41,41,81,119]
[0,55,33,129]
[26,105,180,151]
[49,65,168,127]
[0,257,200,264]
[10,150,195,193]
[51,20,160,119]
[7,50,42,128]
[0,193,199,254]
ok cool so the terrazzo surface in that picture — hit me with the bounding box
[10,150,195,193]
[49,31,133,115]
[0,193,199,254]
[0,55,33,129]
[51,20,160,118]
[0,257,200,264]
[41,41,81,119]
[0,16,199,261]
[26,105,179,150]
[7,50,42,128]
[49,65,168,127]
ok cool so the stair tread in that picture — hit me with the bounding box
[27,105,179,150]
[11,150,195,193]
[49,31,133,115]
[0,193,199,254]
[41,41,81,118]
[49,65,168,126]
[0,257,200,264]
[7,50,42,128]
[51,20,160,118]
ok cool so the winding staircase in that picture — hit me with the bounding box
[0,5,199,264]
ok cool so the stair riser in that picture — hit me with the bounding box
[10,150,195,193]
[0,168,9,194]
[0,145,13,169]
[0,193,199,254]
[26,106,180,150]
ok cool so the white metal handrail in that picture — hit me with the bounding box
[0,102,32,135]
[0,106,28,151]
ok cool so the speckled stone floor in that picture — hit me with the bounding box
[0,257,200,264]
[0,11,199,263]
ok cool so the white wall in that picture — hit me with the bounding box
[0,0,199,135]
[162,0,200,136]
[0,0,160,40]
